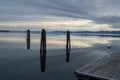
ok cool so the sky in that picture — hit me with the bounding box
[0,0,120,31]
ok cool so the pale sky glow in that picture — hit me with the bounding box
[0,17,118,31]
[0,19,92,26]
[0,0,120,31]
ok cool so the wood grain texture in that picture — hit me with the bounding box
[75,52,120,80]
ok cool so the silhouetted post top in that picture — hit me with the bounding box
[27,29,30,32]
[41,29,45,33]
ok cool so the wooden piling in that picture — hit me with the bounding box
[66,31,71,63]
[40,29,46,73]
[26,29,30,50]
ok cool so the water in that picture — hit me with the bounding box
[0,31,120,80]
[0,31,120,49]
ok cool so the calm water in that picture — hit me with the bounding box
[0,32,120,80]
[0,32,120,49]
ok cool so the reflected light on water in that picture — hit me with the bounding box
[71,36,120,48]
[0,33,120,49]
[0,37,25,43]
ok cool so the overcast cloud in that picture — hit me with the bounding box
[0,0,120,31]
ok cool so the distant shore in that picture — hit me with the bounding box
[0,30,10,32]
[0,29,120,38]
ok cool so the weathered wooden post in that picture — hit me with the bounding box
[26,29,30,50]
[40,29,46,73]
[66,31,71,63]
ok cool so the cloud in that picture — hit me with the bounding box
[0,0,96,19]
[0,0,120,30]
[94,16,120,24]
[91,15,120,28]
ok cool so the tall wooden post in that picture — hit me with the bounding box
[40,29,46,73]
[66,31,71,63]
[26,29,30,50]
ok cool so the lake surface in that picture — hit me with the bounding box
[0,31,120,80]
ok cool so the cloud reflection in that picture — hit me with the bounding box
[0,32,120,49]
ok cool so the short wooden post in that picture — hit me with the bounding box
[66,31,71,63]
[40,29,46,73]
[26,29,30,50]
